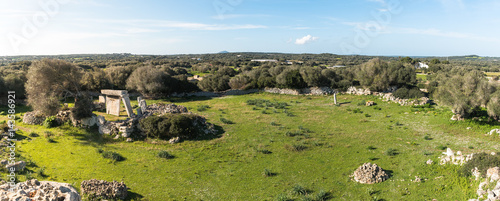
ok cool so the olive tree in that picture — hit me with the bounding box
[25,59,82,116]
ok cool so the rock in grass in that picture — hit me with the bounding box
[81,179,127,200]
[0,179,81,201]
[5,161,26,172]
[352,163,389,184]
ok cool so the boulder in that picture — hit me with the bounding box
[22,112,45,125]
[0,179,81,201]
[169,137,180,144]
[80,179,127,200]
[352,163,389,184]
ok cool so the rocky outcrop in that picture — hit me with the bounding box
[169,137,180,144]
[140,103,188,120]
[439,148,474,165]
[0,179,81,201]
[381,93,430,106]
[471,167,500,201]
[352,163,389,184]
[22,112,45,125]
[264,87,337,96]
[80,179,127,200]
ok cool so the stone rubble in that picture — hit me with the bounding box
[470,167,500,201]
[352,163,389,184]
[5,161,25,172]
[0,179,81,201]
[169,137,180,144]
[22,111,45,126]
[80,179,127,200]
[488,129,500,136]
[439,148,474,165]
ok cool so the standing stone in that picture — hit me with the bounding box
[138,99,147,112]
[105,96,121,116]
[334,93,337,105]
[99,96,106,103]
[136,108,142,117]
[121,95,134,118]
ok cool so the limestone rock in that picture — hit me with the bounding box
[22,112,45,125]
[426,159,433,165]
[439,148,473,165]
[352,163,389,184]
[0,179,81,201]
[488,129,500,136]
[80,179,127,200]
[169,137,180,144]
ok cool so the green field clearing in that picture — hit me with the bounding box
[1,93,499,200]
[416,73,428,81]
[485,72,500,77]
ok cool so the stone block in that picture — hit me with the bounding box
[106,96,121,116]
[101,90,127,96]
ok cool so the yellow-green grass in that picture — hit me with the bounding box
[1,93,498,200]
[416,73,428,81]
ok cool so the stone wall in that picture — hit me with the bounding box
[264,87,336,95]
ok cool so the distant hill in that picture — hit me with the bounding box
[218,51,229,54]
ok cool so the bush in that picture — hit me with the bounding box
[71,93,94,120]
[292,184,308,195]
[196,105,210,112]
[385,148,399,156]
[393,87,425,99]
[460,152,500,177]
[43,116,59,128]
[28,132,39,137]
[157,151,174,159]
[139,113,208,140]
[101,151,125,161]
[285,143,307,152]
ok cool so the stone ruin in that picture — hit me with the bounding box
[100,90,134,117]
[80,179,127,200]
[470,167,500,201]
[0,179,81,201]
[439,148,474,165]
[352,163,389,184]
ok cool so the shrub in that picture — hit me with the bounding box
[270,122,279,126]
[285,143,307,152]
[101,151,125,161]
[393,87,425,99]
[373,106,382,110]
[139,113,208,140]
[43,116,59,128]
[315,190,329,201]
[367,146,377,150]
[196,105,210,112]
[263,169,274,177]
[424,135,432,140]
[292,184,308,195]
[47,137,55,143]
[71,93,94,120]
[353,108,363,113]
[385,148,399,156]
[365,114,371,117]
[43,131,53,138]
[157,151,174,159]
[28,132,39,137]
[38,167,46,177]
[460,152,500,177]
[357,100,366,106]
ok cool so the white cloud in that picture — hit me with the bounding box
[211,14,271,20]
[77,19,267,31]
[295,35,319,45]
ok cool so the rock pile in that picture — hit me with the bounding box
[0,179,81,201]
[352,163,389,184]
[346,87,372,96]
[470,167,500,201]
[439,148,474,165]
[140,103,188,119]
[80,179,127,200]
[381,93,431,106]
[22,111,45,125]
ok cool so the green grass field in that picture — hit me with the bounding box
[485,72,500,77]
[1,93,499,200]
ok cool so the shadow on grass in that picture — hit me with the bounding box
[161,96,215,103]
[192,124,224,141]
[125,191,144,201]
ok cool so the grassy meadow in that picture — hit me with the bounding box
[1,93,500,200]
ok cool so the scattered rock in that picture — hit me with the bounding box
[80,179,127,200]
[426,159,433,165]
[473,167,500,200]
[22,111,46,125]
[352,163,389,184]
[413,176,422,183]
[126,138,133,142]
[488,129,500,135]
[169,137,180,144]
[467,127,472,130]
[366,101,375,106]
[439,148,473,165]
[0,179,81,201]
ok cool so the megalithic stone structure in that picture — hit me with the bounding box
[101,90,135,117]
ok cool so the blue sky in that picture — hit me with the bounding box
[1,0,499,56]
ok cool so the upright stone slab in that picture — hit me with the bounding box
[121,95,134,118]
[99,96,106,103]
[106,96,121,116]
